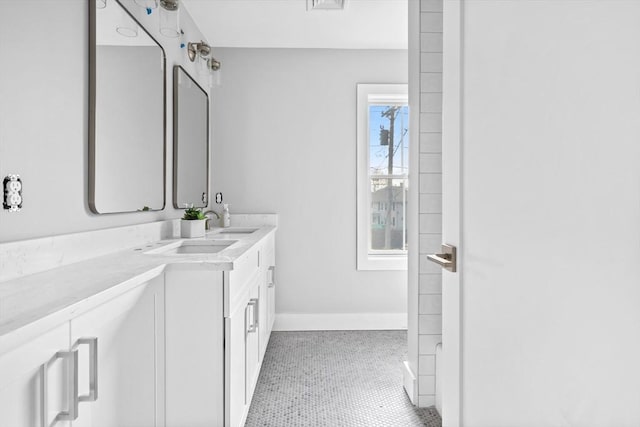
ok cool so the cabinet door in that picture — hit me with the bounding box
[226,301,247,427]
[258,279,269,359]
[70,277,164,427]
[245,282,261,404]
[264,236,276,337]
[0,324,71,427]
[266,265,276,336]
[165,269,223,427]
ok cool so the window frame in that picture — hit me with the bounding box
[356,84,409,271]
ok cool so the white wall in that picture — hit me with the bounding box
[211,48,408,328]
[0,0,209,243]
[454,1,640,425]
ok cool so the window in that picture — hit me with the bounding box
[357,84,409,270]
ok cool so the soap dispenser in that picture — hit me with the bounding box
[222,204,230,228]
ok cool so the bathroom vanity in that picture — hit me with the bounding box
[0,219,276,427]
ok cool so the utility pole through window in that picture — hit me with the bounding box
[381,106,400,250]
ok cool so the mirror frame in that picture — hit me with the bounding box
[172,65,210,209]
[88,0,167,214]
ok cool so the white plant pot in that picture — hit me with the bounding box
[180,219,206,238]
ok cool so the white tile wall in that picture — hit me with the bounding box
[417,0,443,406]
[419,354,436,375]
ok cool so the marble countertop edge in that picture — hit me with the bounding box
[0,225,277,347]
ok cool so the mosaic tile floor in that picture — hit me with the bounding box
[245,330,442,427]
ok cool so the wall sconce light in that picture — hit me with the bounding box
[208,57,222,87]
[116,7,139,37]
[187,40,221,86]
[159,0,180,38]
[187,41,211,62]
[208,57,221,71]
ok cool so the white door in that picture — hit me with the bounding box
[440,1,640,426]
[70,278,164,427]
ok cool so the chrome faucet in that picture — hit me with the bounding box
[203,210,220,230]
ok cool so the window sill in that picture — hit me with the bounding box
[357,254,407,271]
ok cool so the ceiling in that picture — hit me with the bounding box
[181,0,408,50]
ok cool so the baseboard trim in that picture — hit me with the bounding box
[273,313,407,331]
[402,360,418,405]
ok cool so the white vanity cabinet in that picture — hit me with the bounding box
[0,276,164,427]
[70,276,165,427]
[0,225,276,427]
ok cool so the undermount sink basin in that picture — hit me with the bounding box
[146,239,238,255]
[209,228,259,239]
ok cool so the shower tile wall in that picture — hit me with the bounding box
[418,0,443,408]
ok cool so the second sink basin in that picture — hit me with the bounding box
[209,227,259,239]
[147,239,238,255]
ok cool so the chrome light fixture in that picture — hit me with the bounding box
[187,41,211,62]
[208,57,221,71]
[208,57,222,87]
[115,6,139,37]
[159,0,180,37]
[186,40,222,87]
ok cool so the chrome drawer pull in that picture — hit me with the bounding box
[247,299,259,333]
[268,266,276,288]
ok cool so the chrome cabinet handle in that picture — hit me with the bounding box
[247,299,259,333]
[251,298,259,329]
[41,348,79,426]
[426,244,457,272]
[246,301,255,333]
[75,337,98,402]
[268,266,276,288]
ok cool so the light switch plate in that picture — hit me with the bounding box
[3,174,22,212]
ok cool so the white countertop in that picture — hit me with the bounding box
[0,225,276,345]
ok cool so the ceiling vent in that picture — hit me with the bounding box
[307,0,346,11]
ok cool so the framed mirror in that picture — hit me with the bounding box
[173,66,209,208]
[89,0,166,213]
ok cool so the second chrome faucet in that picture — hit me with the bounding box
[203,210,220,230]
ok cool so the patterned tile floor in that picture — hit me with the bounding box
[245,330,442,427]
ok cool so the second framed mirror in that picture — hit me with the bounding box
[173,66,209,208]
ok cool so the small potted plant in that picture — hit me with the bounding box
[181,205,206,238]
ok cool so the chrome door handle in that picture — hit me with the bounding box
[268,266,276,288]
[75,337,98,402]
[427,244,457,272]
[41,348,79,426]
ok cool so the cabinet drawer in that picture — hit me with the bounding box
[226,247,260,317]
[230,247,260,286]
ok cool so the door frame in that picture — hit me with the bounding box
[441,0,463,425]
